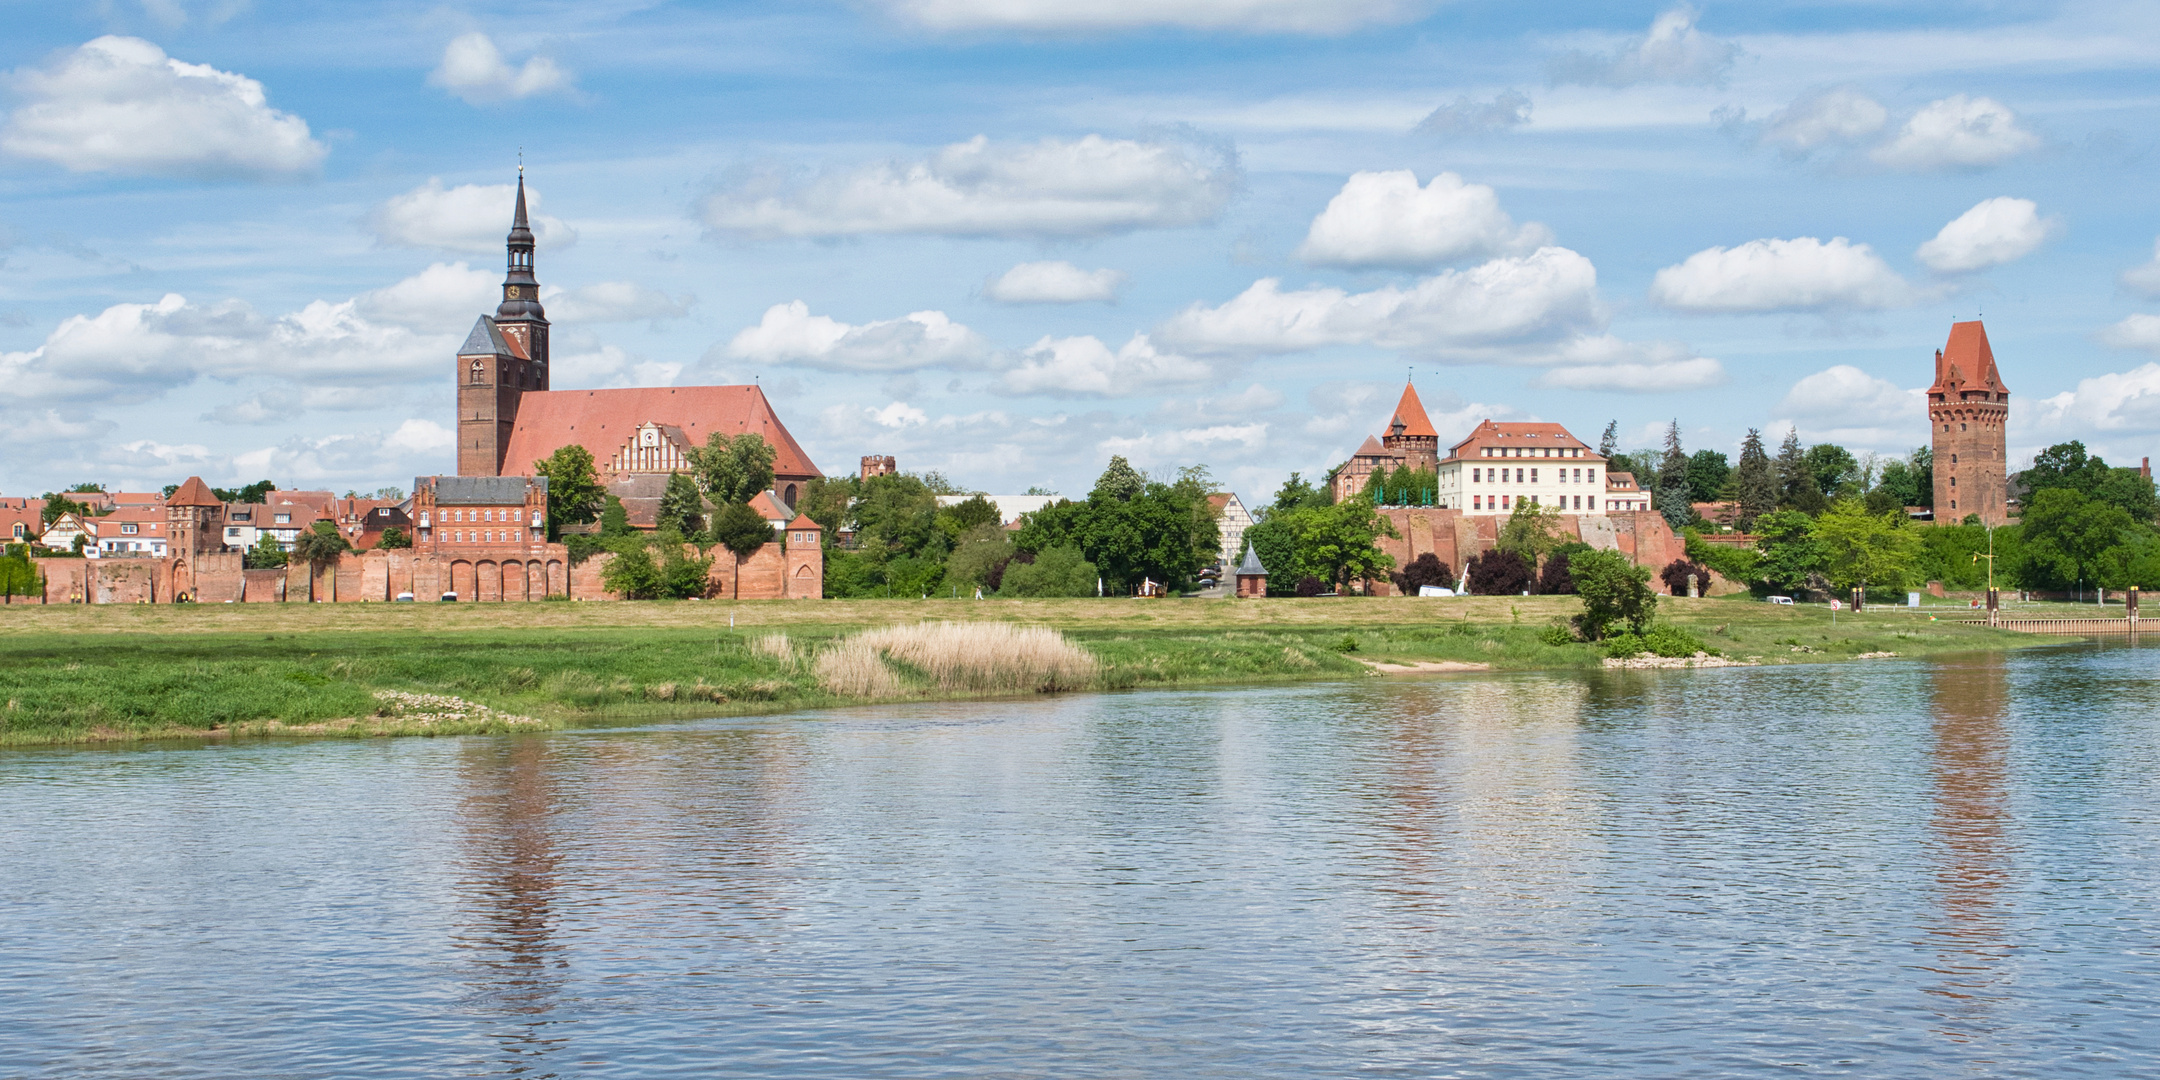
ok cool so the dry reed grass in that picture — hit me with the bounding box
[856,621,1097,693]
[751,632,798,669]
[814,638,906,697]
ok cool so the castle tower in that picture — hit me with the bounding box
[1928,320,2010,525]
[1381,381,1440,473]
[456,171,551,477]
[164,476,225,601]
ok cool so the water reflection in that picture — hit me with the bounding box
[1922,653,2016,1040]
[455,737,570,1076]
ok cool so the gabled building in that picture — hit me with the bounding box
[1206,492,1254,570]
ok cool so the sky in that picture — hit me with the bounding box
[4,0,2160,503]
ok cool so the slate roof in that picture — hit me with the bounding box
[1236,540,1268,577]
[458,315,515,358]
[417,475,546,505]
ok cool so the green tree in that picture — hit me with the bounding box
[1875,451,1925,510]
[708,501,777,599]
[884,555,946,597]
[1495,500,1565,569]
[659,472,707,536]
[601,542,662,599]
[1686,449,1731,504]
[41,492,89,526]
[1167,464,1223,571]
[796,475,858,535]
[1804,443,1860,499]
[936,494,1002,543]
[0,550,44,597]
[945,522,1017,594]
[1654,421,1692,528]
[2020,487,2134,591]
[656,533,715,599]
[375,526,412,550]
[1729,428,1777,531]
[289,521,350,568]
[599,495,631,537]
[999,545,1099,597]
[687,432,777,505]
[1811,500,1921,596]
[2093,526,2160,590]
[1571,549,1655,639]
[1598,420,1619,458]
[1268,472,1329,516]
[1092,455,1147,502]
[1019,479,1216,591]
[244,533,288,569]
[1753,510,1822,595]
[855,473,946,562]
[1776,429,1826,514]
[533,444,603,539]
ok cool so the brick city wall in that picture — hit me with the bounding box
[1366,508,1689,596]
[26,539,822,604]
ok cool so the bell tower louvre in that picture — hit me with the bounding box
[1928,319,2010,526]
[456,169,550,477]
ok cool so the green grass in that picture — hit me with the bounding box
[0,595,2045,745]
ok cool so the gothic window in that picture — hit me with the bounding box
[470,360,483,384]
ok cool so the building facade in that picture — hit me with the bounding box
[1929,319,2011,526]
[453,174,822,514]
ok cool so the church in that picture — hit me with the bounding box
[453,173,823,511]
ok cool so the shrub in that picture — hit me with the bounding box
[1660,558,1712,596]
[1389,552,1455,595]
[999,545,1097,597]
[1538,625,1575,646]
[1571,549,1656,640]
[1335,634,1358,652]
[1602,632,1645,658]
[1464,549,1532,595]
[1643,624,1708,657]
[1294,576,1326,597]
[1537,546,1583,595]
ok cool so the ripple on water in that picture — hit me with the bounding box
[3,642,2158,1077]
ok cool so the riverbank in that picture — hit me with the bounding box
[0,595,2044,745]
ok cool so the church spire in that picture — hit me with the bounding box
[497,166,545,321]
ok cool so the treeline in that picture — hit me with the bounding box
[798,456,1221,598]
[1600,420,1938,532]
[1687,440,2160,597]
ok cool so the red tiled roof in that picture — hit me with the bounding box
[1446,420,1595,460]
[749,491,790,520]
[167,476,221,507]
[1930,319,2008,396]
[499,385,820,480]
[787,513,822,530]
[1352,435,1394,458]
[1389,382,1438,439]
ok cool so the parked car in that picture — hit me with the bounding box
[1766,595,1794,605]
[394,592,415,602]
[440,591,458,602]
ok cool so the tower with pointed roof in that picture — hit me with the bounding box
[457,171,551,477]
[1381,380,1440,473]
[1928,320,2009,525]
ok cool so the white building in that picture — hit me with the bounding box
[1207,492,1253,569]
[1430,420,1628,515]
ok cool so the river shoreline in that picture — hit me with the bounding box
[0,595,2048,746]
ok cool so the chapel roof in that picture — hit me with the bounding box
[1929,319,2009,397]
[1236,540,1268,577]
[499,384,821,481]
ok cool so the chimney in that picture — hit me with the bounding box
[2144,457,2151,481]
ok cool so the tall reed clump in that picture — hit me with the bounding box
[821,621,1097,696]
[813,638,906,698]
[751,632,799,670]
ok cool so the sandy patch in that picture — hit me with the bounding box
[1357,659,1493,674]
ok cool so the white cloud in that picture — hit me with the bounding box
[1158,247,1602,359]
[1549,6,1740,88]
[540,281,693,323]
[1871,95,2041,172]
[355,262,497,331]
[369,178,578,254]
[551,341,681,389]
[876,0,1425,34]
[428,33,572,104]
[0,262,517,408]
[702,134,1239,240]
[1414,90,1532,137]
[1100,423,1269,462]
[1758,86,1887,154]
[871,401,929,428]
[1535,342,1726,392]
[983,260,1125,304]
[205,385,383,425]
[230,421,460,489]
[2119,239,2160,300]
[1,36,325,179]
[997,334,1214,397]
[726,301,993,372]
[2099,313,2160,354]
[1649,237,1912,313]
[1296,170,1551,270]
[1916,197,2053,273]
[2026,363,2160,438]
[1771,365,1926,449]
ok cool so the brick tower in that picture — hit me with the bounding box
[457,169,551,476]
[1928,320,2010,525]
[1381,381,1440,472]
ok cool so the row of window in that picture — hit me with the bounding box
[439,530,524,544]
[1469,468,1600,484]
[1472,495,1598,511]
[440,508,524,524]
[1480,446,1586,458]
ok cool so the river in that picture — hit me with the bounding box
[4,644,2156,1077]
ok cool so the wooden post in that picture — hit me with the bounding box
[1850,586,1863,613]
[1986,588,2000,627]
[2130,586,2140,633]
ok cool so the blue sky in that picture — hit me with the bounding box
[4,0,2160,502]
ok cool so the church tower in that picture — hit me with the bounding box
[1381,380,1440,473]
[456,171,551,476]
[1928,320,2010,526]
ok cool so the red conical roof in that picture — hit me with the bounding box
[1389,382,1438,438]
[1930,320,2009,396]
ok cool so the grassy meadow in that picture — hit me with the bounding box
[0,593,2048,745]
